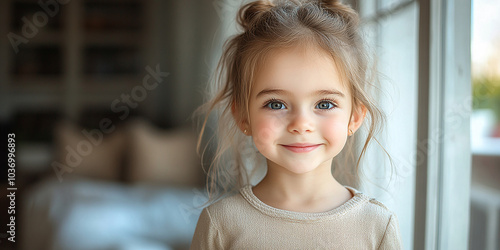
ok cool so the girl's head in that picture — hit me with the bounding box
[196,0,385,202]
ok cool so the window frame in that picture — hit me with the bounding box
[355,0,472,249]
[415,0,472,249]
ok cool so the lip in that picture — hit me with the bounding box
[281,143,321,153]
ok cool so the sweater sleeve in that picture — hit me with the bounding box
[378,214,403,250]
[190,207,222,250]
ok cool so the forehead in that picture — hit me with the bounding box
[252,45,349,97]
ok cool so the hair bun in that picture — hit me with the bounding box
[319,0,359,26]
[237,0,275,31]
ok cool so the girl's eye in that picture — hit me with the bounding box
[266,101,286,110]
[263,99,336,110]
[316,100,336,110]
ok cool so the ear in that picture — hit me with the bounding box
[348,103,367,135]
[231,102,251,136]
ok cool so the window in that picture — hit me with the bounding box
[356,0,472,249]
[356,1,419,248]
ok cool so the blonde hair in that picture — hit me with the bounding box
[194,0,388,205]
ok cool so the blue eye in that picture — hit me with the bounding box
[266,101,285,110]
[316,100,336,110]
[263,99,336,110]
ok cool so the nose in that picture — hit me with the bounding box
[287,110,315,134]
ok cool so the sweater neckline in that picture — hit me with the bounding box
[239,185,369,223]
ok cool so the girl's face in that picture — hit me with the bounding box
[246,46,363,174]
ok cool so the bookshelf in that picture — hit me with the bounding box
[0,0,156,173]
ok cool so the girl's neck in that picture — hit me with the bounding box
[251,160,353,213]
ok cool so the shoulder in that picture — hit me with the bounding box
[205,191,246,213]
[191,192,249,249]
[345,186,399,229]
[364,199,402,249]
[346,186,396,219]
[345,187,403,248]
[366,197,397,220]
[203,190,251,224]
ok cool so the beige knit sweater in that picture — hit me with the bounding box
[191,185,402,249]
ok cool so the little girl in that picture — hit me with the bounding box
[191,0,402,249]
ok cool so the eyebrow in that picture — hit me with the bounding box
[256,88,346,98]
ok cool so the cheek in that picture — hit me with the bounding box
[320,116,349,141]
[251,114,284,149]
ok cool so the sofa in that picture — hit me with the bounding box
[20,117,207,250]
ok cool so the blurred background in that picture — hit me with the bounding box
[469,0,500,249]
[0,0,497,249]
[0,0,223,249]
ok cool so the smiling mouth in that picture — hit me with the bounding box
[281,144,321,153]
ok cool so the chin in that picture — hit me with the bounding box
[288,168,317,175]
[280,162,323,175]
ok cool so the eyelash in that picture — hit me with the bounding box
[262,98,338,111]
